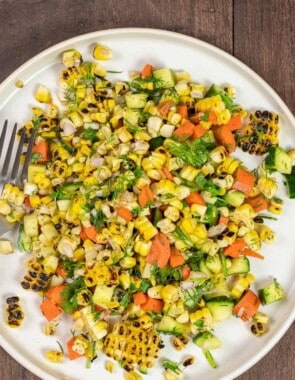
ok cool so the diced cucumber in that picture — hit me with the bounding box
[125,93,148,108]
[264,146,292,174]
[227,256,250,275]
[284,166,295,198]
[199,259,213,278]
[60,182,83,193]
[259,278,286,305]
[23,213,39,237]
[203,204,219,226]
[18,224,32,253]
[223,190,245,207]
[193,331,223,349]
[205,254,222,274]
[205,296,234,322]
[152,68,175,88]
[156,315,187,336]
[204,277,230,300]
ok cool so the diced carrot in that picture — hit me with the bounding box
[246,195,268,212]
[141,63,153,78]
[24,196,31,208]
[146,232,171,268]
[223,238,246,258]
[190,112,201,124]
[242,248,264,260]
[232,168,255,196]
[225,115,243,131]
[67,337,83,360]
[56,262,67,278]
[46,285,66,306]
[213,124,236,153]
[141,296,164,313]
[40,298,62,322]
[173,119,195,139]
[169,247,185,268]
[181,265,191,280]
[177,104,188,118]
[208,110,217,124]
[233,289,261,322]
[218,215,229,226]
[116,207,133,221]
[191,123,206,139]
[32,140,50,163]
[133,292,148,306]
[185,191,206,206]
[162,167,174,181]
[80,225,98,243]
[158,100,175,116]
[138,185,154,208]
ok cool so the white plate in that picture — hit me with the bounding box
[0,28,294,380]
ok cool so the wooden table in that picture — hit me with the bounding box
[0,1,294,379]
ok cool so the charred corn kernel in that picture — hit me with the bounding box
[190,83,205,98]
[178,218,195,234]
[72,334,90,355]
[134,217,158,240]
[163,369,178,380]
[120,256,136,269]
[209,146,228,163]
[134,238,152,257]
[93,44,112,60]
[157,218,176,234]
[268,197,283,214]
[147,285,164,299]
[43,322,57,336]
[253,312,269,325]
[180,165,200,181]
[244,230,261,251]
[257,176,278,199]
[194,224,207,239]
[29,194,41,208]
[0,199,11,215]
[62,49,81,67]
[38,177,51,190]
[35,85,52,103]
[250,321,267,336]
[201,162,215,176]
[174,71,191,82]
[196,95,225,113]
[42,255,58,274]
[175,79,190,95]
[137,314,153,329]
[168,112,182,125]
[172,334,189,351]
[223,157,240,174]
[69,111,83,127]
[124,372,142,380]
[15,80,24,88]
[103,321,162,368]
[5,296,24,327]
[119,272,131,290]
[164,206,180,222]
[231,276,250,298]
[260,226,275,244]
[45,350,63,363]
[94,63,107,77]
[105,360,115,373]
[217,108,231,125]
[232,204,256,230]
[116,126,133,142]
[161,285,179,303]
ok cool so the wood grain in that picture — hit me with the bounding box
[0,1,294,379]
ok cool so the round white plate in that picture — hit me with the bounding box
[0,28,294,380]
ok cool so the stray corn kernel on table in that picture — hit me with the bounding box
[0,1,294,380]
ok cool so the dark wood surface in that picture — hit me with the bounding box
[0,1,294,379]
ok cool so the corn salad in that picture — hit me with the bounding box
[7,44,291,377]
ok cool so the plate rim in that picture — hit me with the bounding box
[0,27,294,380]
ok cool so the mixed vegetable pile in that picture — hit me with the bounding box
[2,43,295,379]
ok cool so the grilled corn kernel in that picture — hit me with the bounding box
[120,256,137,269]
[161,285,179,303]
[260,226,275,244]
[105,360,115,373]
[35,85,52,103]
[43,322,57,336]
[267,197,283,214]
[45,350,63,363]
[0,199,11,215]
[93,44,112,60]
